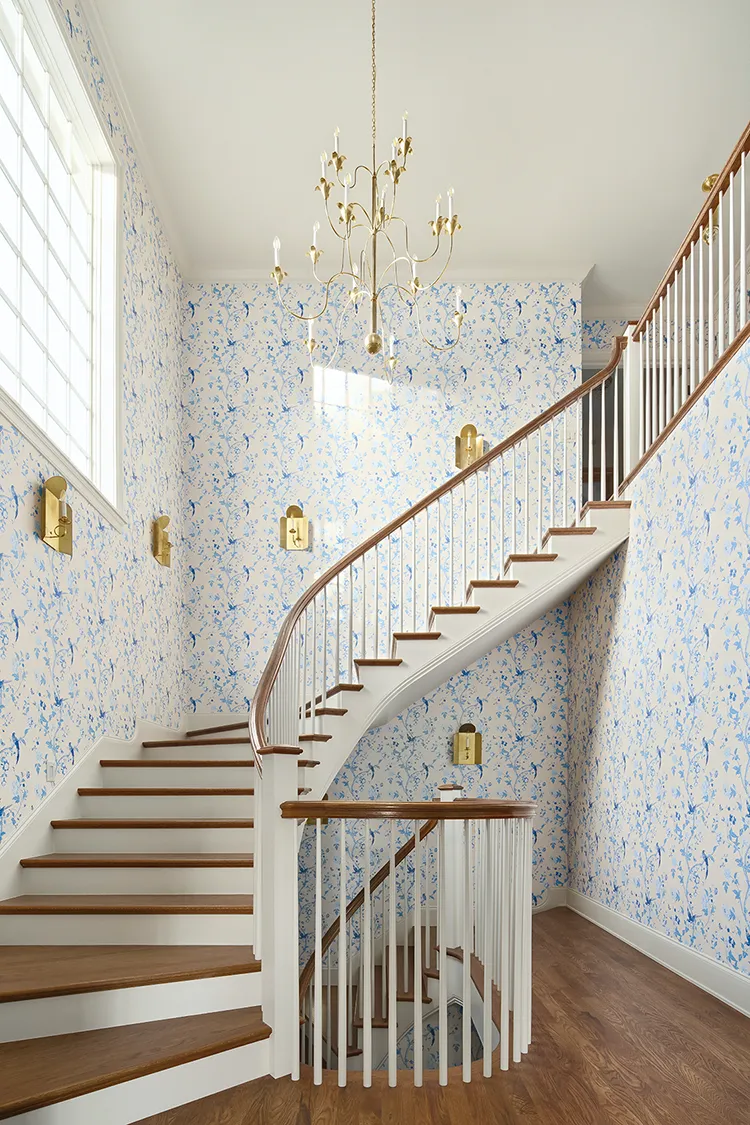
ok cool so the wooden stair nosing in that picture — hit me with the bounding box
[50,818,254,830]
[467,579,519,591]
[0,895,254,915]
[391,631,442,640]
[581,498,632,514]
[354,658,403,667]
[0,947,261,1004]
[185,722,248,739]
[141,738,251,749]
[303,706,348,717]
[503,552,558,573]
[77,787,255,797]
[298,759,320,768]
[20,853,254,869]
[541,526,597,548]
[326,683,365,697]
[430,605,481,615]
[0,1006,270,1119]
[298,734,332,743]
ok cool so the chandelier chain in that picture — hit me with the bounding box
[371,0,376,162]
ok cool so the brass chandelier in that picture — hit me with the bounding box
[271,0,465,378]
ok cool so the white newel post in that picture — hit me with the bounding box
[622,324,641,481]
[258,750,301,1078]
[438,784,464,948]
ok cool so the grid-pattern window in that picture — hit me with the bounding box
[0,0,118,507]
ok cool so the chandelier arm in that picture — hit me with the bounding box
[378,279,418,308]
[388,214,444,267]
[375,230,410,292]
[273,273,347,322]
[322,197,349,242]
[411,236,456,291]
[412,296,464,353]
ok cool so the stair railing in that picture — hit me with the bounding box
[288,790,534,1087]
[253,114,750,1079]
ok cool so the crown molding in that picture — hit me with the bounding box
[75,0,191,277]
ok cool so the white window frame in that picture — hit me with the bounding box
[0,0,123,530]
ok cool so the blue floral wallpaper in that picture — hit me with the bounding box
[181,280,581,712]
[0,3,185,845]
[582,318,628,354]
[568,337,750,976]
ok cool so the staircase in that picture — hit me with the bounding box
[1,116,749,1119]
[0,720,315,1123]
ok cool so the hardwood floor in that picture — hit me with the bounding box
[133,908,750,1125]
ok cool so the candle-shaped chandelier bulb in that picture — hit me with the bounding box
[270,0,465,376]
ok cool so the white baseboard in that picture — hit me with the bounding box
[566,890,750,1017]
[534,886,568,913]
[0,718,180,900]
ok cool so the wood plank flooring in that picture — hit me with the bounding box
[133,908,750,1125]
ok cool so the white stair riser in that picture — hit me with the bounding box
[3,1039,270,1125]
[78,795,254,818]
[101,766,256,787]
[0,971,262,1042]
[20,866,254,895]
[52,827,254,852]
[142,744,253,762]
[0,912,254,945]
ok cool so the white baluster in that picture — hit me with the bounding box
[482,822,492,1077]
[511,447,517,552]
[708,208,715,369]
[462,818,472,1083]
[602,380,607,499]
[411,518,416,632]
[512,821,522,1064]
[524,435,530,553]
[563,408,569,525]
[524,817,533,1051]
[414,821,423,1087]
[587,390,593,507]
[380,885,387,1021]
[399,526,404,633]
[449,489,454,605]
[334,574,340,689]
[474,472,479,585]
[659,296,665,432]
[326,947,332,1070]
[401,856,408,1019]
[651,310,658,440]
[338,819,347,1086]
[575,399,582,524]
[438,820,448,1086]
[462,480,467,600]
[322,586,328,710]
[303,607,310,737]
[614,363,620,498]
[499,820,510,1070]
[729,173,735,344]
[550,416,556,530]
[361,554,367,661]
[362,822,372,1087]
[690,241,697,394]
[498,455,505,570]
[348,564,353,684]
[681,255,688,406]
[374,543,380,658]
[386,535,391,652]
[424,507,430,630]
[314,818,323,1084]
[699,228,706,382]
[388,821,397,1086]
[718,190,725,357]
[487,459,493,578]
[643,326,650,452]
[665,283,672,423]
[437,498,442,607]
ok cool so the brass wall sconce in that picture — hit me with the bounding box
[455,423,485,470]
[152,515,172,567]
[40,476,73,556]
[702,174,720,244]
[453,722,482,765]
[280,504,310,551]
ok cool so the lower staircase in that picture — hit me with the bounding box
[0,719,311,1124]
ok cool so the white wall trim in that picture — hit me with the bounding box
[567,890,750,1018]
[0,718,180,900]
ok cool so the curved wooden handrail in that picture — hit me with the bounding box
[250,335,628,751]
[283,798,535,820]
[634,118,750,339]
[298,818,439,1000]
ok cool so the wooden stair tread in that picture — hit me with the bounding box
[311,707,347,716]
[142,738,251,748]
[0,1006,269,1119]
[50,818,254,829]
[581,499,632,513]
[78,787,255,796]
[431,605,481,614]
[503,552,558,572]
[392,631,442,640]
[298,734,332,743]
[354,658,403,666]
[0,895,254,915]
[185,722,248,739]
[0,946,260,1003]
[20,853,254,869]
[327,683,364,695]
[468,579,519,588]
[101,758,256,768]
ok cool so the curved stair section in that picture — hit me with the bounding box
[0,720,275,1124]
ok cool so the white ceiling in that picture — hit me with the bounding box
[85,0,750,315]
